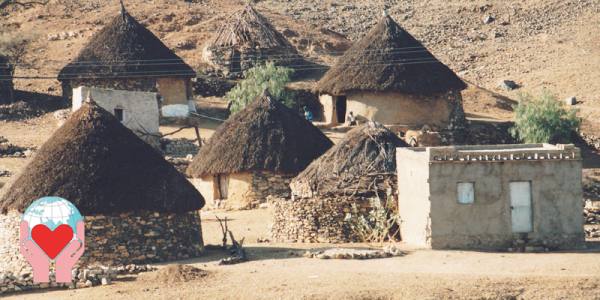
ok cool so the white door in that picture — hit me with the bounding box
[510,181,533,233]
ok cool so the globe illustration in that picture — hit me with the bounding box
[22,196,83,238]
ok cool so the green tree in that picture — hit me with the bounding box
[510,92,581,143]
[226,62,294,114]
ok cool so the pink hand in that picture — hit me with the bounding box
[19,221,50,283]
[55,220,85,283]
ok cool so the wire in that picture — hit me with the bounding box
[0,58,448,81]
[189,111,226,122]
[2,45,437,67]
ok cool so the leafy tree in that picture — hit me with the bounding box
[226,62,294,114]
[510,92,581,143]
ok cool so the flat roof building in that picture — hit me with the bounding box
[397,144,585,250]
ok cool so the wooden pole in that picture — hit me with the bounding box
[194,125,202,148]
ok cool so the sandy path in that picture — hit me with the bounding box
[4,209,600,300]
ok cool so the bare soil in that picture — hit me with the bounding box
[3,209,600,300]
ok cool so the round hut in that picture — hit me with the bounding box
[0,55,14,104]
[187,90,333,210]
[271,122,408,243]
[0,100,205,274]
[315,13,467,133]
[57,3,196,114]
[202,5,302,76]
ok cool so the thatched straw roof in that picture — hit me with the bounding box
[0,101,205,215]
[290,122,408,198]
[207,5,297,52]
[316,15,466,96]
[57,6,195,81]
[187,90,333,177]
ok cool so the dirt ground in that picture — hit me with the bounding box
[3,208,600,300]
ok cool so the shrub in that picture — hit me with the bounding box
[510,92,581,143]
[344,189,400,244]
[225,62,294,114]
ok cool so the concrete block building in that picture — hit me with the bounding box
[72,86,160,146]
[396,144,585,250]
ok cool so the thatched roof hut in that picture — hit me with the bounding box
[0,101,205,215]
[58,7,195,82]
[202,5,302,75]
[186,90,332,209]
[316,14,466,95]
[290,122,408,198]
[187,90,333,178]
[0,55,14,104]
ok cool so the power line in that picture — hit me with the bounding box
[1,45,436,67]
[0,58,448,81]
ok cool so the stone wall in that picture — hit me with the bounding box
[161,138,199,157]
[270,196,373,243]
[0,210,204,273]
[0,211,27,274]
[191,171,294,210]
[250,171,293,205]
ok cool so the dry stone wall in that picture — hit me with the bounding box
[249,171,294,207]
[83,211,203,266]
[270,196,373,243]
[0,210,204,274]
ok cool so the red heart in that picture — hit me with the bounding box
[31,224,73,259]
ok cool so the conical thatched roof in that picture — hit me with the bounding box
[58,7,195,81]
[207,5,297,52]
[290,122,409,198]
[0,101,205,215]
[316,15,466,95]
[187,91,333,177]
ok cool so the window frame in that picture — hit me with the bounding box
[456,182,475,204]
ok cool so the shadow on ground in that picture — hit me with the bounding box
[0,90,67,121]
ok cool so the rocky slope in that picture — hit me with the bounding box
[1,0,599,128]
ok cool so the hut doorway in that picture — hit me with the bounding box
[231,50,242,74]
[215,174,229,199]
[335,96,347,124]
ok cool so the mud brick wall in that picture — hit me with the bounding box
[0,210,204,273]
[270,196,374,243]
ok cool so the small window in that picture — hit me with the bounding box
[114,108,124,122]
[457,182,475,204]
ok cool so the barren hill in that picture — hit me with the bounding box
[1,0,599,129]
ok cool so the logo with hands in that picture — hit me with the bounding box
[19,197,85,283]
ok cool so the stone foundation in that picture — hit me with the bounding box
[270,196,375,243]
[0,210,203,273]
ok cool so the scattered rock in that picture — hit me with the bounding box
[499,80,519,91]
[483,15,495,24]
[304,247,403,260]
[139,264,207,284]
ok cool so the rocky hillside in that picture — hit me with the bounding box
[1,0,599,128]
